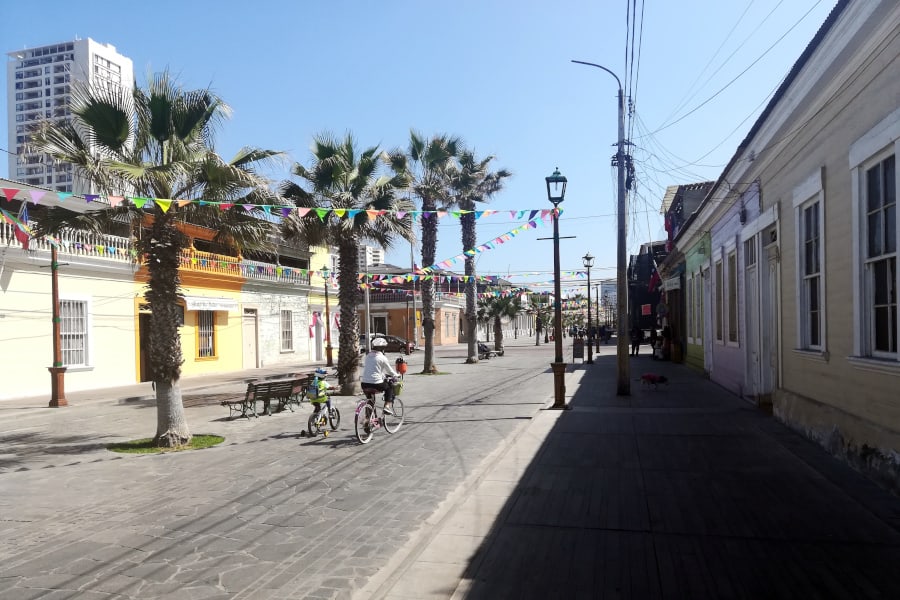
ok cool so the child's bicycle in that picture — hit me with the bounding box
[355,376,404,444]
[307,402,341,437]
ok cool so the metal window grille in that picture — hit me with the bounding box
[281,310,293,351]
[60,299,87,366]
[198,310,216,358]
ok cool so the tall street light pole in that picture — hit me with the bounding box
[321,265,334,367]
[582,251,594,364]
[546,168,568,410]
[572,59,630,395]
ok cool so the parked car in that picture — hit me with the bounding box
[359,333,415,355]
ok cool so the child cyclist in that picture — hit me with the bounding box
[306,367,334,416]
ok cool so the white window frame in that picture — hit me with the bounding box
[280,309,293,352]
[849,107,900,368]
[793,169,826,353]
[59,295,91,369]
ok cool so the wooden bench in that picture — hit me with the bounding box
[221,375,308,419]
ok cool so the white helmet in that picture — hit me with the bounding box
[371,337,388,349]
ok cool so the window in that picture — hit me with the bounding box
[866,155,897,355]
[198,311,216,358]
[715,260,724,342]
[850,112,900,363]
[800,201,823,348]
[60,299,88,366]
[281,310,293,351]
[728,251,738,343]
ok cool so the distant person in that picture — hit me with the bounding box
[630,326,644,356]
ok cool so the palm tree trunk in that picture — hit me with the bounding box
[146,210,191,447]
[461,210,478,363]
[420,199,438,373]
[338,237,362,395]
[494,316,503,351]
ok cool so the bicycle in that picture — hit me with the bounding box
[355,377,404,444]
[307,402,341,437]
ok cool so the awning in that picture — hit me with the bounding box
[183,296,239,312]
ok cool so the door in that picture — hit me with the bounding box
[313,311,324,362]
[745,262,760,399]
[242,309,259,369]
[703,267,713,373]
[760,244,779,400]
[138,313,152,382]
[373,315,387,335]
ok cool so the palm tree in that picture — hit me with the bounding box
[529,294,552,345]
[28,72,284,447]
[282,132,413,394]
[448,151,511,363]
[386,131,462,374]
[477,294,523,353]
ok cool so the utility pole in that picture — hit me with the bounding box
[48,246,67,407]
[572,59,630,395]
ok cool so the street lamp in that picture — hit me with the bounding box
[321,265,334,367]
[582,251,594,364]
[546,168,568,410]
[572,59,630,395]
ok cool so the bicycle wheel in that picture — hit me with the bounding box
[307,411,323,436]
[383,397,404,433]
[329,407,341,430]
[355,401,374,444]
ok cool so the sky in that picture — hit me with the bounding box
[2,0,838,295]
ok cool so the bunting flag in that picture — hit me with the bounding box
[0,187,554,224]
[14,204,30,249]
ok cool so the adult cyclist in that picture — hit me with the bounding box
[361,337,399,414]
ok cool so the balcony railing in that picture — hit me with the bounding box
[1,220,310,286]
[240,258,311,285]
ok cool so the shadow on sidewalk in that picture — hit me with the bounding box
[454,355,900,599]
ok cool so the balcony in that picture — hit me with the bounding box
[0,217,310,286]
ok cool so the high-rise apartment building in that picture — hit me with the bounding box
[358,244,384,270]
[6,38,133,193]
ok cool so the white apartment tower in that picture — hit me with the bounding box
[6,38,134,193]
[358,244,384,270]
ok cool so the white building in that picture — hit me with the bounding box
[7,38,133,193]
[358,244,384,270]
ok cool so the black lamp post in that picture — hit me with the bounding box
[321,265,333,367]
[546,168,568,410]
[582,251,594,364]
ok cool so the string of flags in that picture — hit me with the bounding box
[1,186,556,223]
[360,209,562,287]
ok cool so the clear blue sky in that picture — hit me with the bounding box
[2,0,836,294]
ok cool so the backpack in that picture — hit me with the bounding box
[306,377,328,403]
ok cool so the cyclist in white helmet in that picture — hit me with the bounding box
[361,336,399,413]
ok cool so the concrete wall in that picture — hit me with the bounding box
[0,250,138,400]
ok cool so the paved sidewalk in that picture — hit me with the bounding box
[365,351,900,600]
